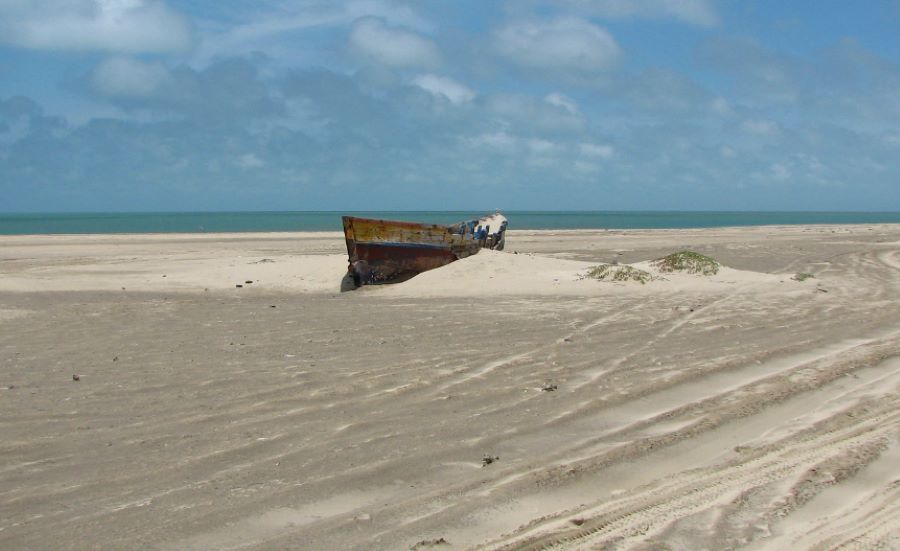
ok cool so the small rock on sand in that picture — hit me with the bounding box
[411,537,448,549]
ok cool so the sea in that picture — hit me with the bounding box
[2,211,900,235]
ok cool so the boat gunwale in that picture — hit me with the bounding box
[341,215,463,233]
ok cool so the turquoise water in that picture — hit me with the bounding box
[2,211,900,235]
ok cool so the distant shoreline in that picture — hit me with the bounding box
[3,211,900,236]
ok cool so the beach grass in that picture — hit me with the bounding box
[582,264,654,284]
[652,251,720,275]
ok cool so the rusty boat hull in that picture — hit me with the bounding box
[342,213,508,286]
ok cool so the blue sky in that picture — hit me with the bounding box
[2,0,900,212]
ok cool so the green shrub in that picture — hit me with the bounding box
[792,272,815,281]
[582,264,654,284]
[651,251,720,275]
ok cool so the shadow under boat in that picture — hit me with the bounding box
[341,212,508,289]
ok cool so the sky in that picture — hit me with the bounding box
[2,1,900,212]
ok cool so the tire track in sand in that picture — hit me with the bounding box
[477,403,899,551]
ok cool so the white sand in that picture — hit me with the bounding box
[0,232,788,297]
[1,225,899,550]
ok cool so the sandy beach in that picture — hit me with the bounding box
[1,225,899,550]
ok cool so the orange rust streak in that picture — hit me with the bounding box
[348,218,461,248]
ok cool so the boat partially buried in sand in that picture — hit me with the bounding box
[342,212,508,286]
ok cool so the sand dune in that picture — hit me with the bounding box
[1,225,898,550]
[375,249,786,298]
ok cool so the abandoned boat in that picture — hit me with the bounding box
[342,212,508,286]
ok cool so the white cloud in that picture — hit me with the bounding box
[193,0,433,64]
[770,162,791,182]
[573,160,601,174]
[412,74,475,104]
[350,17,440,68]
[0,0,192,53]
[527,138,561,154]
[493,17,620,73]
[579,142,614,159]
[525,155,557,168]
[466,132,517,152]
[544,93,579,114]
[719,145,737,158]
[741,119,779,135]
[90,57,173,98]
[344,0,433,32]
[711,97,732,116]
[237,153,265,168]
[548,0,719,27]
[486,93,587,134]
